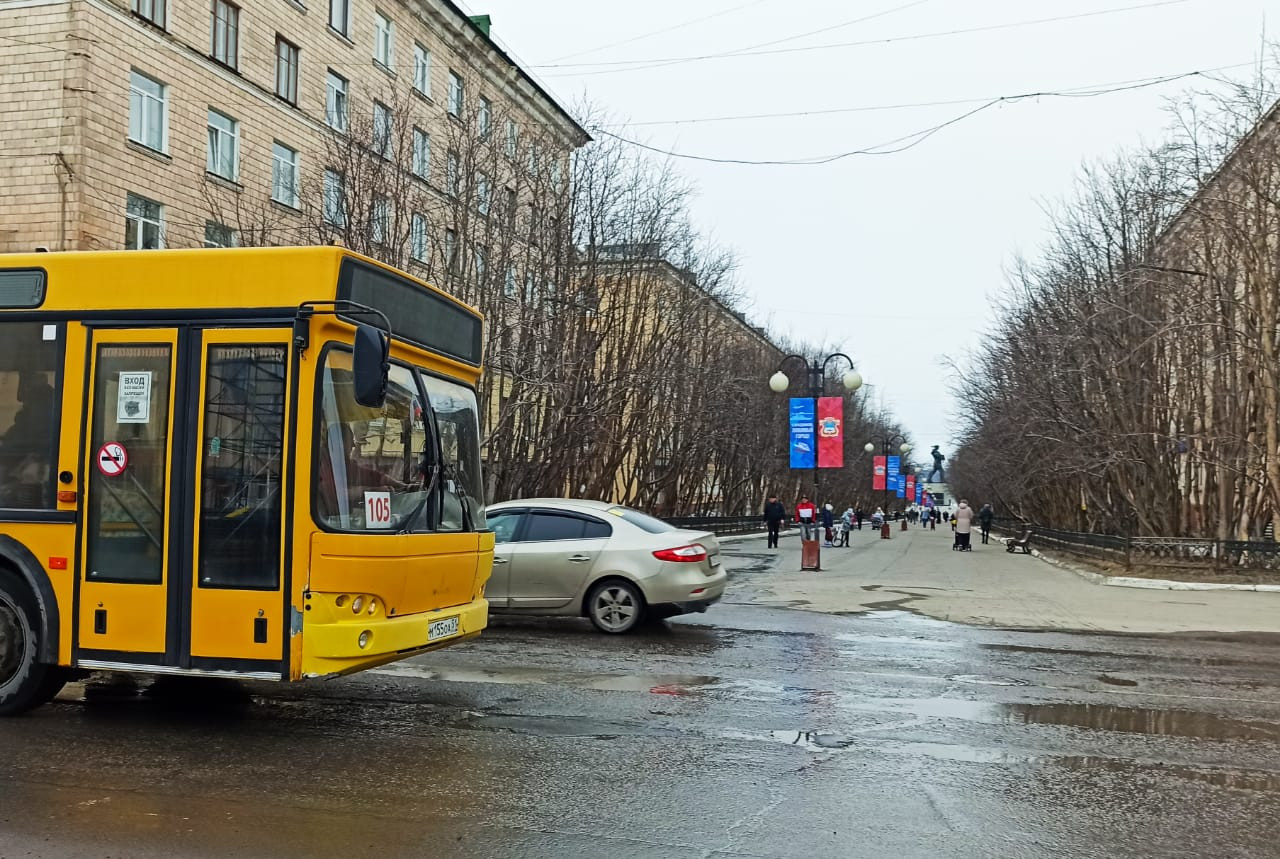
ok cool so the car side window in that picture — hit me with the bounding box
[524,512,586,542]
[490,512,522,544]
[582,517,612,539]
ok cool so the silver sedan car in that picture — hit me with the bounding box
[484,499,728,633]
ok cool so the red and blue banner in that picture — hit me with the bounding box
[816,396,843,468]
[873,456,886,490]
[905,475,916,501]
[789,398,815,469]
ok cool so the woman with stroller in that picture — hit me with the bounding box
[953,500,974,551]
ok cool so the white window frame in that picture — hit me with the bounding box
[271,142,300,208]
[474,246,486,283]
[475,171,490,217]
[323,168,345,227]
[413,42,431,96]
[447,70,463,117]
[504,264,517,298]
[131,0,165,28]
[125,193,164,250]
[410,213,427,261]
[446,150,459,197]
[275,36,299,105]
[505,120,517,159]
[210,0,239,69]
[412,127,430,179]
[444,228,457,271]
[206,108,239,181]
[478,96,491,139]
[370,195,390,245]
[372,101,392,159]
[326,70,348,131]
[128,69,167,153]
[329,0,350,36]
[374,11,394,69]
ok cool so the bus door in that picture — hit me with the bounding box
[77,327,292,678]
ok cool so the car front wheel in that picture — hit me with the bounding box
[587,580,644,634]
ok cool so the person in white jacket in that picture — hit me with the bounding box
[953,500,974,551]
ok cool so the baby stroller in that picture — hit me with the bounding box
[953,530,972,551]
[833,521,849,547]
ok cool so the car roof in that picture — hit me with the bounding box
[489,497,615,512]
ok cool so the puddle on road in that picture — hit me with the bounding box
[371,664,717,695]
[979,642,1250,668]
[1005,703,1280,740]
[1097,675,1139,687]
[948,674,1030,687]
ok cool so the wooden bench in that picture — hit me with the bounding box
[1006,529,1032,554]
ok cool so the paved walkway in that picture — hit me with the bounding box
[729,525,1280,634]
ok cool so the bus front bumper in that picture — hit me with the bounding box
[300,598,489,679]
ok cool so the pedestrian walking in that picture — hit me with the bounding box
[820,503,835,547]
[795,495,817,541]
[840,507,854,547]
[920,508,930,529]
[762,494,787,549]
[953,500,974,551]
[979,503,994,545]
[855,509,864,530]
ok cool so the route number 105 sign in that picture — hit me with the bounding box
[364,491,392,529]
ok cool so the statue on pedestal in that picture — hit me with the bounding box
[927,445,945,483]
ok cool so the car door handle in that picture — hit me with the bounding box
[492,557,509,565]
[568,555,592,563]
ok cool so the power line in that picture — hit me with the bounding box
[537,0,1194,76]
[543,0,774,63]
[604,62,1261,128]
[590,69,1229,166]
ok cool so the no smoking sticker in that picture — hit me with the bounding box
[97,442,128,477]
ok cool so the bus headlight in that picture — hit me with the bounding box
[358,630,372,649]
[351,596,365,614]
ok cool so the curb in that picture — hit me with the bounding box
[718,530,799,545]
[1027,547,1280,593]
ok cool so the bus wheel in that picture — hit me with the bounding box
[0,569,55,716]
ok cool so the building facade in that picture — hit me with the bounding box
[0,0,586,268]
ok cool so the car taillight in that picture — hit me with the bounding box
[653,544,708,563]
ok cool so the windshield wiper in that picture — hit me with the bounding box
[397,462,440,534]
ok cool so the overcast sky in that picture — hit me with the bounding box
[461,0,1275,457]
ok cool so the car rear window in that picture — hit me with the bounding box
[525,513,586,541]
[608,507,676,534]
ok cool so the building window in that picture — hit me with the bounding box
[410,213,426,261]
[131,0,165,29]
[206,109,239,181]
[527,140,539,175]
[204,220,235,248]
[128,70,166,152]
[444,228,457,272]
[475,171,490,217]
[446,149,459,197]
[372,101,392,159]
[528,204,539,247]
[210,0,239,69]
[523,272,536,304]
[504,187,516,223]
[275,37,299,105]
[125,193,163,249]
[326,70,348,131]
[478,96,491,139]
[505,120,517,159]
[329,0,349,36]
[370,195,389,245]
[323,168,345,227]
[413,42,430,96]
[504,264,517,298]
[474,246,486,283]
[447,70,463,117]
[412,127,430,179]
[271,142,299,208]
[374,11,394,69]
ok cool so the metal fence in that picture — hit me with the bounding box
[666,516,763,536]
[994,519,1280,572]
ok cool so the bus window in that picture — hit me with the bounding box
[198,345,287,589]
[0,323,60,510]
[315,353,428,532]
[419,374,484,531]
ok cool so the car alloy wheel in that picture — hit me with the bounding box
[588,580,643,634]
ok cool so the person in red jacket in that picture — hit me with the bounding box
[795,495,817,540]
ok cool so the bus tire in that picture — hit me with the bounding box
[0,568,57,716]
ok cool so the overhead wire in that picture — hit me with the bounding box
[537,0,1195,76]
[589,68,1243,166]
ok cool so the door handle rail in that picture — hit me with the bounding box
[492,557,509,564]
[568,555,591,563]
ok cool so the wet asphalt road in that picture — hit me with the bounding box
[3,545,1280,858]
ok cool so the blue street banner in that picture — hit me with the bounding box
[886,456,900,491]
[789,398,815,469]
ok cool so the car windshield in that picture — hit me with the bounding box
[607,506,676,534]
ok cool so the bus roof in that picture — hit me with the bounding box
[0,246,480,322]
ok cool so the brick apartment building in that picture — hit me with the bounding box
[0,0,586,262]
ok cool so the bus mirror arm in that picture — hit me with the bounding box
[294,300,392,408]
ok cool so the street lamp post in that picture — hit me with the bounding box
[864,436,911,539]
[769,353,862,570]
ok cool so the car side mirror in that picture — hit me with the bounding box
[352,323,389,408]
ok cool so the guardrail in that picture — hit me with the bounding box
[992,519,1280,572]
[666,516,764,536]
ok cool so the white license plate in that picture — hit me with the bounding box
[428,616,460,641]
[709,554,722,568]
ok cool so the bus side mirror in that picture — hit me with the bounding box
[353,324,389,408]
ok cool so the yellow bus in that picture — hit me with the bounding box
[0,247,493,715]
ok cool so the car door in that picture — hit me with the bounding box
[507,510,612,610]
[483,509,524,608]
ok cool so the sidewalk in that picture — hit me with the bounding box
[728,525,1280,634]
